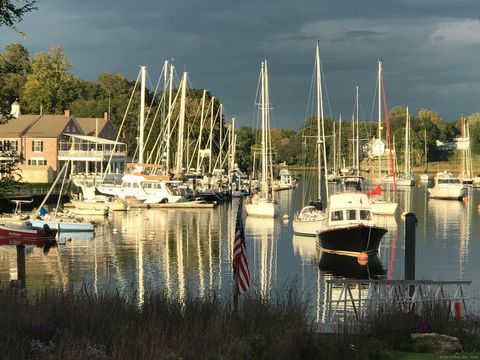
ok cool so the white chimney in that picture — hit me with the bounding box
[10,100,20,118]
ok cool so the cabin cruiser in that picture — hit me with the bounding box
[428,171,467,200]
[274,168,295,191]
[97,173,187,204]
[317,193,388,255]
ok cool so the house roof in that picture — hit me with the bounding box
[23,115,77,137]
[75,117,108,136]
[0,115,41,137]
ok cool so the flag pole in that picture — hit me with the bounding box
[233,260,239,313]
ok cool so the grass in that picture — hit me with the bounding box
[0,286,325,360]
[1,286,480,359]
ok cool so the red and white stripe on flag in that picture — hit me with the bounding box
[233,204,250,294]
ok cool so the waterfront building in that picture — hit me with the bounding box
[0,103,127,183]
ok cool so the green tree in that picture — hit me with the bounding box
[235,126,256,172]
[22,46,83,114]
[0,43,30,108]
[0,0,36,34]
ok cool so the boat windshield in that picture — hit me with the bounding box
[331,210,343,221]
[360,210,371,220]
[346,210,356,220]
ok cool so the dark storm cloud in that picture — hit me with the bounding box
[2,0,480,127]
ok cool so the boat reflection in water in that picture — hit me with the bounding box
[245,216,278,298]
[318,251,386,280]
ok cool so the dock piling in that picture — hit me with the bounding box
[16,244,26,289]
[405,212,417,296]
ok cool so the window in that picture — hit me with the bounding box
[331,211,343,221]
[360,210,371,220]
[0,140,18,152]
[28,158,47,166]
[346,210,356,220]
[32,140,43,152]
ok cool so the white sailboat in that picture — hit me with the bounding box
[369,61,398,216]
[245,60,280,218]
[420,129,432,182]
[292,42,328,236]
[96,66,188,204]
[395,107,415,186]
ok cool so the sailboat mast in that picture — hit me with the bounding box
[315,42,328,200]
[378,61,382,181]
[356,83,360,175]
[338,114,342,174]
[220,104,224,171]
[139,65,146,164]
[208,97,215,174]
[176,72,187,173]
[166,64,174,173]
[332,120,336,175]
[265,60,275,201]
[196,90,207,172]
[351,114,355,171]
[261,61,268,197]
[405,107,410,175]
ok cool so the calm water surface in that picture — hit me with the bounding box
[1,183,479,321]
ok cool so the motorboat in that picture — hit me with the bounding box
[317,193,388,255]
[0,222,57,241]
[292,201,326,237]
[273,168,295,191]
[428,171,467,200]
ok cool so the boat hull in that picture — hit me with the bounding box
[318,224,387,254]
[245,201,279,218]
[428,187,467,200]
[29,220,95,232]
[0,224,56,241]
[292,218,326,237]
[370,201,398,215]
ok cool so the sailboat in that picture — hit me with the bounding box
[244,60,280,218]
[96,66,189,204]
[460,116,473,185]
[420,129,432,182]
[395,107,415,186]
[292,42,328,235]
[369,61,398,216]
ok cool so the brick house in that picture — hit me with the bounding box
[0,105,126,183]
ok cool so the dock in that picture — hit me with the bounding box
[130,202,217,209]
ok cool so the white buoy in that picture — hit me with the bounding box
[282,214,289,221]
[112,228,118,233]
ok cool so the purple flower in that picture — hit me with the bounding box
[38,322,59,340]
[412,319,433,333]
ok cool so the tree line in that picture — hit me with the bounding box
[1,43,479,175]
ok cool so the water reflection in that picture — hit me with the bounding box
[245,216,278,298]
[292,234,317,261]
[318,252,386,279]
[0,182,479,321]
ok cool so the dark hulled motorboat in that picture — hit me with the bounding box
[319,224,387,254]
[316,192,388,255]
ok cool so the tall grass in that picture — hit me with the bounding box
[0,286,323,360]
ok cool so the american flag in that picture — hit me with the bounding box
[233,200,250,295]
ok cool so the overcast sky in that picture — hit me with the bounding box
[2,0,480,129]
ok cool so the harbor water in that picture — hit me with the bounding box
[1,182,479,322]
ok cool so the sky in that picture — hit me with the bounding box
[2,0,480,129]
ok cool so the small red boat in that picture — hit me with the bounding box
[0,223,57,242]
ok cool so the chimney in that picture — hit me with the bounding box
[64,109,70,117]
[10,99,21,118]
[104,111,109,121]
